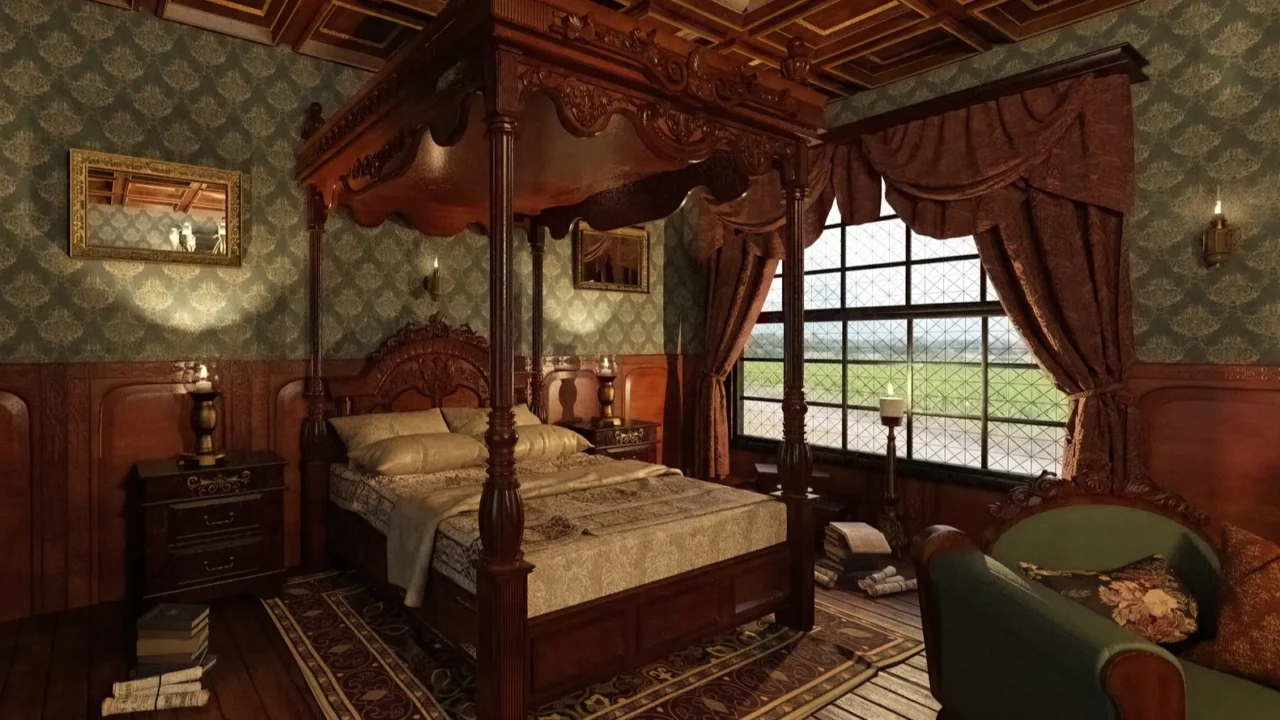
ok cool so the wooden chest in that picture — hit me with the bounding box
[131,451,288,604]
[563,419,661,463]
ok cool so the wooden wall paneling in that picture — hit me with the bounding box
[0,367,39,622]
[38,366,67,615]
[1130,364,1280,543]
[619,356,668,459]
[90,364,206,603]
[65,367,93,611]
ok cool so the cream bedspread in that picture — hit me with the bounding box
[330,454,788,616]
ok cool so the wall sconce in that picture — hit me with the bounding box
[423,256,441,301]
[1203,189,1240,268]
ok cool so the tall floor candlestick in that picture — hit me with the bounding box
[879,385,908,556]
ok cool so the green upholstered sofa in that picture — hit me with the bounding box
[912,477,1280,720]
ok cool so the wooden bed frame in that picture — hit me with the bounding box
[294,1,826,717]
[317,315,796,704]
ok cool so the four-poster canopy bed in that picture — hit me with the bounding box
[293,1,825,716]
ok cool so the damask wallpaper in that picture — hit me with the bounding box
[0,0,703,363]
[827,0,1280,365]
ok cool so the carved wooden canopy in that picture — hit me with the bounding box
[294,0,826,238]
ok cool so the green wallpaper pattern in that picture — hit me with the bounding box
[0,0,703,363]
[827,0,1280,365]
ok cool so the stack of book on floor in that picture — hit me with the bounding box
[814,521,892,590]
[101,604,217,716]
[856,566,918,597]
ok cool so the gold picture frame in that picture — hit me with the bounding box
[69,149,243,267]
[572,222,650,294]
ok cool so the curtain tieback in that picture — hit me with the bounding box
[701,368,729,382]
[1070,382,1128,400]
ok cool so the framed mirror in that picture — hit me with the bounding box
[70,149,242,267]
[572,222,650,294]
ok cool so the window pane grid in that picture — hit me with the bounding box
[736,203,1066,478]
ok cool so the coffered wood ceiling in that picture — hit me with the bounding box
[91,0,1142,96]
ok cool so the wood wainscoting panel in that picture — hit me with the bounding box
[0,386,35,621]
[1132,364,1280,542]
[92,376,200,603]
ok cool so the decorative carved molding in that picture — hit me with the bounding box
[549,11,798,118]
[988,470,1211,530]
[989,472,1072,519]
[781,38,812,84]
[518,65,788,177]
[342,129,415,192]
[370,312,489,362]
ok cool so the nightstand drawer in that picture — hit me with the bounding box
[138,458,281,499]
[152,534,279,593]
[165,491,281,545]
[592,425,657,447]
[595,444,658,463]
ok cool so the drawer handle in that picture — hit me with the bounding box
[203,511,236,527]
[204,557,235,572]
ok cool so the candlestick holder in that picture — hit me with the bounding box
[178,361,225,468]
[879,414,908,557]
[593,355,623,428]
[185,390,226,468]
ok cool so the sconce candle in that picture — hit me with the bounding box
[879,384,905,422]
[423,256,442,301]
[1203,188,1241,268]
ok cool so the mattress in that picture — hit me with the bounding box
[330,455,788,617]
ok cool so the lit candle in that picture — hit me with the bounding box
[194,364,213,392]
[432,256,439,271]
[1215,187,1224,216]
[598,356,616,378]
[879,383,905,420]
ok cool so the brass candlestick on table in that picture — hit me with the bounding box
[182,362,226,468]
[594,355,622,428]
[878,384,908,557]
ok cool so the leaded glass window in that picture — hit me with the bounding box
[737,193,1066,477]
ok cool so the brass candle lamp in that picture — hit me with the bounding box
[593,355,622,428]
[180,361,225,468]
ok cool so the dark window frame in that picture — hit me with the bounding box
[731,207,1066,487]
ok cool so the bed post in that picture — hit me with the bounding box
[776,143,815,631]
[528,218,547,422]
[476,49,531,720]
[299,101,331,571]
[300,182,330,571]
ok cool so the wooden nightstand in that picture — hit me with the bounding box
[130,450,288,606]
[563,419,660,463]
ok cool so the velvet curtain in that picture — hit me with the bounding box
[833,73,1139,490]
[692,148,834,480]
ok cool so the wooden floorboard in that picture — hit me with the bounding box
[0,613,57,719]
[42,606,93,720]
[817,585,935,720]
[3,580,933,720]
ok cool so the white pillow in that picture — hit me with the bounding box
[442,406,543,436]
[347,433,488,475]
[329,409,451,452]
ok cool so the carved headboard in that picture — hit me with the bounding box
[326,313,531,420]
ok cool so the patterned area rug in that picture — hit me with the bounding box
[263,572,923,720]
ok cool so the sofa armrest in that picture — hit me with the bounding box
[913,526,1185,720]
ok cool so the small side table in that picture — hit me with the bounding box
[563,419,660,463]
[129,450,288,607]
